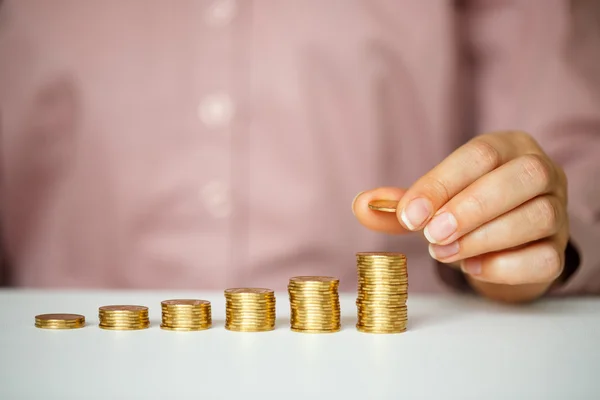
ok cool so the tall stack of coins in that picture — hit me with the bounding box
[356,252,408,333]
[35,313,85,329]
[98,305,150,330]
[160,299,212,331]
[224,288,276,332]
[288,276,341,333]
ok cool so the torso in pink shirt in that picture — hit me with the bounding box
[1,1,600,293]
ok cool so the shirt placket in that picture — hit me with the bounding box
[195,0,239,283]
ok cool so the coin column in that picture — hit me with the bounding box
[98,305,150,330]
[356,252,408,333]
[160,299,212,331]
[224,288,276,332]
[35,314,86,330]
[288,276,341,333]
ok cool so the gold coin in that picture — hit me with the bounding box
[161,320,210,324]
[99,305,148,312]
[161,317,211,324]
[358,315,408,321]
[225,288,274,295]
[162,309,210,314]
[226,315,276,320]
[226,314,276,320]
[161,299,210,306]
[225,301,276,307]
[35,313,85,322]
[291,319,340,324]
[226,320,275,326]
[98,316,149,322]
[357,251,406,258]
[357,326,406,334]
[162,311,210,316]
[99,317,149,322]
[99,315,149,319]
[35,323,84,330]
[35,321,82,326]
[225,326,275,332]
[289,276,338,282]
[367,200,399,213]
[162,319,211,324]
[225,320,275,325]
[291,327,340,333]
[160,325,211,331]
[99,325,149,331]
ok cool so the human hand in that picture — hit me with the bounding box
[352,131,569,300]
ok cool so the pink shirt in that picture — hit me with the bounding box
[1,0,599,294]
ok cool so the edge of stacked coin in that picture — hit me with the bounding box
[224,288,276,332]
[35,313,85,329]
[98,305,150,330]
[160,299,212,331]
[356,252,408,334]
[288,276,341,333]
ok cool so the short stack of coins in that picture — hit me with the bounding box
[288,276,341,333]
[35,313,85,329]
[160,299,212,331]
[98,305,150,330]
[224,288,276,332]
[356,252,408,333]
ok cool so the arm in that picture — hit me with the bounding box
[464,0,600,297]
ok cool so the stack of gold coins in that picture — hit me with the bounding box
[35,313,85,329]
[160,299,212,331]
[98,305,150,330]
[288,276,341,333]
[356,252,408,334]
[224,288,276,332]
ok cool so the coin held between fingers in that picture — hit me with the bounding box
[368,200,399,213]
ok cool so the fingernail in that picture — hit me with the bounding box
[424,212,457,243]
[351,191,365,216]
[429,242,460,259]
[462,259,482,275]
[400,198,432,230]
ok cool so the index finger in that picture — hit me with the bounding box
[397,132,529,231]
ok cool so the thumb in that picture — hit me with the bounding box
[352,187,409,234]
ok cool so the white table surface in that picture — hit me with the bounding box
[0,289,598,400]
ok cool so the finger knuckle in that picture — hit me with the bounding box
[466,139,502,171]
[519,154,554,191]
[421,176,451,204]
[463,193,487,218]
[532,197,561,236]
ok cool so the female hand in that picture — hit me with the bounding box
[352,131,569,301]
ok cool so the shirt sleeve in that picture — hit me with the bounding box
[463,0,600,294]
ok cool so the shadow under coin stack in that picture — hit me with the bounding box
[98,305,150,330]
[356,252,408,333]
[160,299,212,331]
[35,313,85,329]
[288,276,341,333]
[224,288,276,332]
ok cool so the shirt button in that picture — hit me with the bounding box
[198,93,234,129]
[201,180,231,218]
[205,0,237,26]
